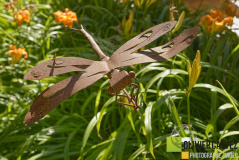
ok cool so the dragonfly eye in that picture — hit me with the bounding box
[162,23,171,31]
[129,71,135,78]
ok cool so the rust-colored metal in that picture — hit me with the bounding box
[106,70,140,111]
[107,70,132,94]
[24,21,200,126]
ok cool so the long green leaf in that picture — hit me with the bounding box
[145,102,155,159]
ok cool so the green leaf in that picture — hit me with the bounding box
[64,131,77,160]
[146,69,188,89]
[164,94,186,137]
[126,106,136,132]
[96,97,115,138]
[99,119,131,160]
[202,34,216,60]
[219,116,239,141]
[221,131,239,140]
[81,112,105,154]
[216,80,239,116]
[194,83,238,106]
[95,79,109,115]
[145,102,155,159]
[205,103,233,137]
[81,92,96,114]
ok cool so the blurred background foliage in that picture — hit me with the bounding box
[0,0,239,159]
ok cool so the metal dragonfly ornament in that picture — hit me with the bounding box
[24,21,200,126]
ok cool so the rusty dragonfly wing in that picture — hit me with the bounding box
[108,21,177,64]
[24,73,105,126]
[24,72,106,126]
[107,27,200,69]
[24,58,110,126]
[24,57,95,80]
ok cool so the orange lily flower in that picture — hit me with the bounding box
[7,45,28,64]
[53,8,78,29]
[13,9,30,26]
[200,9,233,34]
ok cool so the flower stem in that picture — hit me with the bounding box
[187,92,191,126]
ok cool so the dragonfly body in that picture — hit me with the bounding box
[24,21,200,126]
[106,70,133,94]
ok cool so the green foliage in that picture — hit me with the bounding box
[1,0,239,159]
